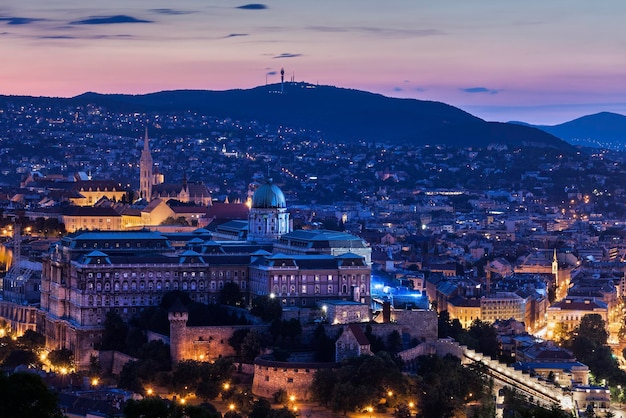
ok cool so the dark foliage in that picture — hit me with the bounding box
[0,372,64,418]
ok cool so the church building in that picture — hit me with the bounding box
[139,128,211,206]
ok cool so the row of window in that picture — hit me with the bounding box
[85,280,246,292]
[270,284,367,296]
[85,270,244,279]
[270,274,368,282]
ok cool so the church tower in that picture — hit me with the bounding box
[552,248,559,288]
[248,179,291,242]
[139,127,154,201]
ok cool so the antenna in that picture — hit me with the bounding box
[280,67,285,93]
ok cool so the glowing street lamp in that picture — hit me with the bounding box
[229,404,236,411]
[366,406,373,418]
[146,388,153,396]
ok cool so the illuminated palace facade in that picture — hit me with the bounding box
[40,181,371,368]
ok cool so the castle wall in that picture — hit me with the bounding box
[99,350,139,375]
[169,312,267,363]
[252,357,337,400]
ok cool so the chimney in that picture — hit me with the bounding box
[382,301,391,323]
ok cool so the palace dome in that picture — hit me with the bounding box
[252,180,286,209]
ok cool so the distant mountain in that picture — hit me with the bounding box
[510,112,626,149]
[2,83,571,150]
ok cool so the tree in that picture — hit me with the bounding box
[100,311,129,351]
[118,361,143,394]
[387,330,403,354]
[219,282,246,307]
[0,372,64,418]
[17,329,46,350]
[48,347,74,370]
[250,296,282,322]
[249,399,272,418]
[123,397,170,418]
[1,349,38,369]
[577,314,608,347]
[240,330,263,362]
[228,328,250,358]
[89,354,102,377]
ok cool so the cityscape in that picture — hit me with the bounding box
[2,2,626,418]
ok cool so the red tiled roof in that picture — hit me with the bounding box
[348,324,370,346]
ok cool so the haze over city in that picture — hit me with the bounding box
[2,0,626,125]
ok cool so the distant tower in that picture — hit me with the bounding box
[280,67,285,93]
[552,248,559,287]
[139,126,154,201]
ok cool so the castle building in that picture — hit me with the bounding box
[247,179,291,242]
[32,176,372,368]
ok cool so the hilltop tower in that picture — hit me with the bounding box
[139,126,154,201]
[280,67,285,93]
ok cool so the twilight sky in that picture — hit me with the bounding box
[2,0,626,124]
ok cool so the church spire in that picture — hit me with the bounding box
[144,126,150,151]
[140,126,154,202]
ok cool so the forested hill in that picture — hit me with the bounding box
[1,82,572,150]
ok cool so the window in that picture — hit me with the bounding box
[302,285,307,294]
[328,285,333,293]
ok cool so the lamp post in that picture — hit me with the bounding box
[366,406,373,418]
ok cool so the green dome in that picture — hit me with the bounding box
[252,181,286,208]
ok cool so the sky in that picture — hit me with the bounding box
[1,0,626,125]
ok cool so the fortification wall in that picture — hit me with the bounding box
[252,357,337,400]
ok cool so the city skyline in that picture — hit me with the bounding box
[2,0,626,125]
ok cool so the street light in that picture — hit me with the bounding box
[366,406,373,418]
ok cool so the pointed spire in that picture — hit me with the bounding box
[144,126,150,151]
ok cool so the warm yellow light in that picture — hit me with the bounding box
[180,398,186,405]
[60,367,68,375]
[387,390,393,397]
[289,395,296,402]
[147,388,153,396]
[40,352,47,361]
[409,402,414,408]
[91,378,99,386]
[229,404,235,411]
[366,407,373,413]
[199,354,205,360]
[223,383,230,390]
[293,406,298,412]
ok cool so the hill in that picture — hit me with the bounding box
[510,112,626,149]
[2,83,571,150]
